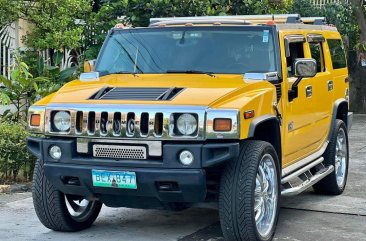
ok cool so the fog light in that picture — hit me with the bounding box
[49,145,62,160]
[179,150,194,166]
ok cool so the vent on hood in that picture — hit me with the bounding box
[90,87,184,101]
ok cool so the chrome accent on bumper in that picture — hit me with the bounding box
[206,109,239,139]
[44,104,207,140]
[77,138,162,156]
[347,112,353,131]
[93,144,147,160]
[27,106,46,133]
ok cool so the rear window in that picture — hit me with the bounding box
[327,39,347,69]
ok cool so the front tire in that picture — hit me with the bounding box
[32,159,102,231]
[219,141,280,241]
[313,119,349,195]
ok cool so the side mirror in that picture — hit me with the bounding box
[293,58,317,78]
[288,58,317,101]
[83,59,96,73]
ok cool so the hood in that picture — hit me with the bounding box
[43,74,271,108]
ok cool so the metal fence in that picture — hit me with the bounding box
[311,0,347,7]
[0,22,18,79]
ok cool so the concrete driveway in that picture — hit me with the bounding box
[1,115,365,241]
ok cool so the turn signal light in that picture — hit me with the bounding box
[30,114,41,126]
[214,118,232,132]
[244,110,255,119]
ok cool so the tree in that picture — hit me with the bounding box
[349,0,366,112]
[0,0,21,27]
[19,0,93,51]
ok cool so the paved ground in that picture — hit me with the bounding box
[1,115,365,241]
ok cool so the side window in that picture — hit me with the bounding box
[286,42,304,77]
[327,39,347,69]
[309,42,325,73]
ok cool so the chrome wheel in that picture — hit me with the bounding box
[65,195,98,222]
[335,128,347,187]
[254,154,278,238]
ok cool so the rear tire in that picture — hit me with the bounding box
[32,159,102,231]
[219,141,280,241]
[313,119,349,195]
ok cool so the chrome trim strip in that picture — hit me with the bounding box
[281,165,334,196]
[281,157,324,184]
[77,138,162,156]
[28,106,46,133]
[244,72,279,82]
[282,141,328,177]
[44,104,206,140]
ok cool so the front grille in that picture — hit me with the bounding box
[45,105,206,140]
[93,144,147,159]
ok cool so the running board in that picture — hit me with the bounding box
[281,165,334,196]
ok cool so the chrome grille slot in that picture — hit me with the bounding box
[88,112,95,134]
[75,111,83,133]
[113,112,122,135]
[140,112,149,136]
[126,112,135,137]
[100,112,108,135]
[93,144,147,159]
[154,113,163,136]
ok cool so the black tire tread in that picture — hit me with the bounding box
[219,140,280,241]
[32,158,102,232]
[313,119,349,195]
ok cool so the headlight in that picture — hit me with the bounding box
[53,111,71,132]
[176,113,197,135]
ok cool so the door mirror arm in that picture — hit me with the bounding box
[288,77,303,101]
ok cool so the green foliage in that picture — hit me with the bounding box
[0,0,21,27]
[0,122,36,182]
[289,0,320,17]
[20,0,93,50]
[320,3,358,49]
[0,54,49,122]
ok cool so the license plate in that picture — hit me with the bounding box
[92,170,137,189]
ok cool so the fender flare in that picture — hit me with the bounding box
[247,114,278,138]
[328,98,348,141]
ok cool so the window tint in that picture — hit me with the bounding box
[310,42,325,72]
[327,39,347,69]
[286,42,304,77]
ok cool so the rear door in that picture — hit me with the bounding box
[305,34,333,146]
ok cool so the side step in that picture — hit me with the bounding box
[281,157,334,196]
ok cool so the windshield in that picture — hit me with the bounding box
[95,26,277,75]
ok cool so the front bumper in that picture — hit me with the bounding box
[27,137,239,208]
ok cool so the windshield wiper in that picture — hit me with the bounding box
[166,70,216,77]
[100,70,141,77]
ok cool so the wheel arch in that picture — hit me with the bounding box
[329,99,348,141]
[248,115,282,169]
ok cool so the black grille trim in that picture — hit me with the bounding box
[90,87,184,101]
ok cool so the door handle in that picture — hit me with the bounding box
[327,80,334,91]
[306,85,312,97]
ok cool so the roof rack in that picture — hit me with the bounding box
[301,17,327,25]
[149,15,331,27]
[149,14,301,26]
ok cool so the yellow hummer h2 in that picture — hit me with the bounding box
[27,14,352,241]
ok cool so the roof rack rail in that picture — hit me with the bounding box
[149,14,301,26]
[301,17,327,25]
